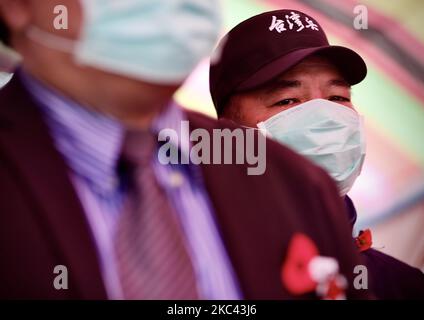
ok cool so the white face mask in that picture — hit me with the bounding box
[26,0,222,84]
[258,99,366,196]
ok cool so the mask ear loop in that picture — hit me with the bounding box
[240,124,269,134]
[240,124,257,130]
[253,122,272,138]
[26,26,76,53]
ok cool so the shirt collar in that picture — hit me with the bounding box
[19,70,196,193]
[152,100,204,183]
[20,70,124,196]
[152,98,191,158]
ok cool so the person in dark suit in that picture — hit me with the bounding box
[0,0,369,299]
[209,9,424,299]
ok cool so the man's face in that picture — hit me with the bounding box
[224,56,353,127]
[0,0,180,127]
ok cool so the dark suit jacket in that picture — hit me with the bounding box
[0,76,369,299]
[345,197,424,299]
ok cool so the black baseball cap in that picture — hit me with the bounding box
[210,9,367,114]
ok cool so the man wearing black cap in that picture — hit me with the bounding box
[210,9,424,299]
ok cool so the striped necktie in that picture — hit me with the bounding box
[115,130,199,299]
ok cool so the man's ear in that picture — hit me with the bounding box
[0,0,31,36]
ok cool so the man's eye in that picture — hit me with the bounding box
[329,96,351,102]
[273,98,299,106]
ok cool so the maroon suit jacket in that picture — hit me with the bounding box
[0,76,369,299]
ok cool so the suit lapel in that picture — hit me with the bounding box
[187,111,292,299]
[0,77,107,299]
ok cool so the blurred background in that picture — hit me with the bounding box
[175,0,424,270]
[1,0,423,270]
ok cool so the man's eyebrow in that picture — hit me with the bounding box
[263,79,301,94]
[328,79,351,88]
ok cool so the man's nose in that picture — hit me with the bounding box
[305,87,325,101]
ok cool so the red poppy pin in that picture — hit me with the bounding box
[281,233,347,299]
[281,233,319,295]
[354,229,372,252]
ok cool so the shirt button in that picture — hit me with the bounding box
[169,171,184,188]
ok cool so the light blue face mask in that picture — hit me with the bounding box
[258,99,366,195]
[26,0,222,84]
